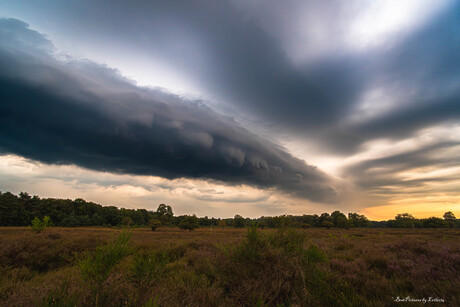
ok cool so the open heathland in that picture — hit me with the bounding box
[0,227,459,306]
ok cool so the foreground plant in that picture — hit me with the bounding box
[130,251,168,290]
[78,229,132,305]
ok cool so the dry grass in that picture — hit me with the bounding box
[0,227,459,306]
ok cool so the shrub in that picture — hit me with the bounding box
[130,251,168,290]
[223,227,320,305]
[305,244,326,265]
[148,218,161,231]
[269,228,306,254]
[30,216,52,233]
[78,229,132,303]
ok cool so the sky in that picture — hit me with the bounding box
[0,0,459,220]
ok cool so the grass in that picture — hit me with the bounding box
[0,227,459,306]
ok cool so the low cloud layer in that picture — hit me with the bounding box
[0,18,339,203]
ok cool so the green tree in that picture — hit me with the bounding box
[19,191,31,200]
[422,217,448,228]
[348,213,371,227]
[443,211,457,228]
[443,211,456,220]
[0,192,28,226]
[178,215,199,231]
[156,204,173,226]
[61,214,81,227]
[331,211,348,228]
[234,214,245,228]
[393,213,415,228]
[318,213,331,227]
[274,215,293,228]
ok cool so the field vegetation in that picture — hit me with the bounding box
[0,226,459,306]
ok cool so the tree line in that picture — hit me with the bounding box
[0,191,458,229]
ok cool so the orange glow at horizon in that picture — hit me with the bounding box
[362,198,460,221]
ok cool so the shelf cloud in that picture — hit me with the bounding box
[0,18,340,203]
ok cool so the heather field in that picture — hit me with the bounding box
[0,227,459,306]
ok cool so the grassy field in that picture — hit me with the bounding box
[0,227,459,306]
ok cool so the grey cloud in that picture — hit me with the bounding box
[0,1,370,133]
[190,193,269,204]
[0,18,339,203]
[344,140,460,199]
[3,0,458,156]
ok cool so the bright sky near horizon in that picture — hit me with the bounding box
[0,0,459,220]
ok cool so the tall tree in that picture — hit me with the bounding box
[156,204,173,226]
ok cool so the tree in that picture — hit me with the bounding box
[337,215,349,229]
[331,211,348,228]
[348,213,371,227]
[61,214,81,227]
[443,211,456,220]
[178,215,199,231]
[234,214,245,228]
[396,213,414,219]
[148,218,162,231]
[318,213,331,227]
[19,191,31,200]
[274,215,293,228]
[322,221,333,229]
[122,217,134,228]
[422,217,448,228]
[393,213,415,228]
[156,204,173,226]
[0,192,28,226]
[443,211,457,228]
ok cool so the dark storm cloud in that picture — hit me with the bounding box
[0,0,369,130]
[0,18,340,202]
[3,0,458,155]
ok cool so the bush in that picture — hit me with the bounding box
[78,229,132,303]
[30,216,52,233]
[130,251,169,291]
[148,218,161,231]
